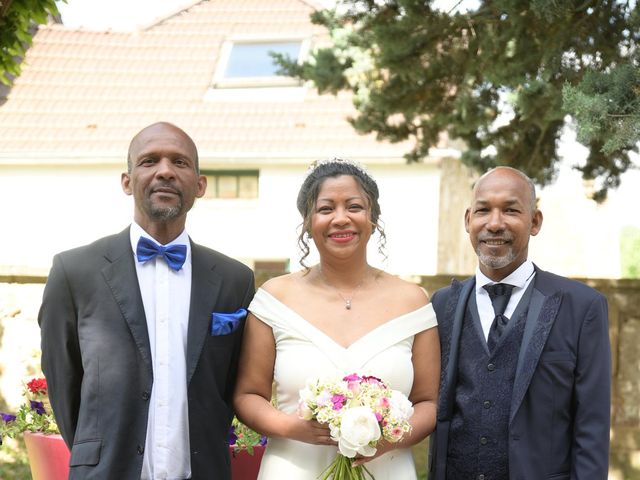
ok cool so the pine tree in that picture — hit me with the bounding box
[276,0,639,200]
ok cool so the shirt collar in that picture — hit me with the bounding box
[475,259,534,292]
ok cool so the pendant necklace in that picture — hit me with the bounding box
[319,268,369,310]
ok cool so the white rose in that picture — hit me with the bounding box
[389,390,414,421]
[337,406,381,458]
[299,385,315,403]
[297,398,314,420]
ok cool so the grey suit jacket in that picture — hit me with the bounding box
[428,267,611,480]
[39,227,255,479]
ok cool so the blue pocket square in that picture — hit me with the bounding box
[211,308,247,336]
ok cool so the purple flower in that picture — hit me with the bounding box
[228,425,238,445]
[259,435,267,446]
[30,400,46,415]
[1,412,16,423]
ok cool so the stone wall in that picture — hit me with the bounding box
[1,274,639,477]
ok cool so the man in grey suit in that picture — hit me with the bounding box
[428,167,611,479]
[39,122,255,479]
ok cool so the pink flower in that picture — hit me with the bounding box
[362,375,384,386]
[375,411,383,422]
[332,394,346,410]
[378,397,390,408]
[343,373,361,382]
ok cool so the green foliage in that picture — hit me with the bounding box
[620,226,640,278]
[0,0,62,85]
[277,0,640,200]
[230,416,266,455]
[0,378,58,442]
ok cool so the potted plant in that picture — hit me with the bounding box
[2,379,266,480]
[229,417,267,480]
[0,377,69,480]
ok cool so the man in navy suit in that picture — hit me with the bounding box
[39,122,254,479]
[428,167,611,480]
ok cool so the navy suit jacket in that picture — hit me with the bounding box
[39,227,255,479]
[428,267,611,480]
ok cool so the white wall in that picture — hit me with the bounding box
[1,162,441,277]
[1,164,130,271]
[4,155,635,279]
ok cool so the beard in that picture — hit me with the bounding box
[476,246,517,270]
[143,182,184,220]
[149,203,182,220]
[475,232,517,270]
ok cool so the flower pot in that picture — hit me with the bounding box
[22,431,263,479]
[23,432,70,480]
[230,444,265,480]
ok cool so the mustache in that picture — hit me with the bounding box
[478,232,513,242]
[150,182,182,197]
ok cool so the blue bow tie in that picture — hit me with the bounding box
[136,236,187,271]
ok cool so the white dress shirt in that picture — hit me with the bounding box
[475,260,536,341]
[130,223,191,480]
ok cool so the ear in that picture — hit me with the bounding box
[121,172,132,195]
[464,208,471,233]
[530,209,543,236]
[195,175,207,198]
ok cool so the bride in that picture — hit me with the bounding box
[233,158,440,479]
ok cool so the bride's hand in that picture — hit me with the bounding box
[285,416,336,446]
[351,440,395,467]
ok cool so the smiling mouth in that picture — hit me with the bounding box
[483,239,508,246]
[329,232,356,241]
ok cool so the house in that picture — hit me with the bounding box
[0,0,637,283]
[0,0,467,281]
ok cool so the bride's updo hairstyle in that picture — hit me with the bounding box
[296,158,386,269]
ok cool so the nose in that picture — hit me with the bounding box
[486,209,504,232]
[332,206,350,226]
[155,158,176,179]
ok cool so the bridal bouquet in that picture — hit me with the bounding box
[298,373,414,480]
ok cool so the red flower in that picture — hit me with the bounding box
[26,378,47,395]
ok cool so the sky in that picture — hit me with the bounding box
[56,0,480,30]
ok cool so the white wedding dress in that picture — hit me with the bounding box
[249,288,438,480]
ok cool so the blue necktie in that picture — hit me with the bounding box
[136,236,187,271]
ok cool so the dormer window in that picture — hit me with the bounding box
[207,37,310,101]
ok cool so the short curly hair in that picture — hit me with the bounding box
[296,158,387,268]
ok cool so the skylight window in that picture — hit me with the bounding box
[224,42,301,79]
[211,38,309,91]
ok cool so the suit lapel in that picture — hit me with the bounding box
[186,242,222,384]
[510,270,563,423]
[101,228,153,376]
[439,277,475,419]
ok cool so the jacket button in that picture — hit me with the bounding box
[480,436,488,445]
[137,445,144,455]
[487,363,496,371]
[142,391,150,400]
[483,400,491,409]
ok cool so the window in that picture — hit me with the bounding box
[211,38,309,90]
[224,42,301,79]
[203,170,259,199]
